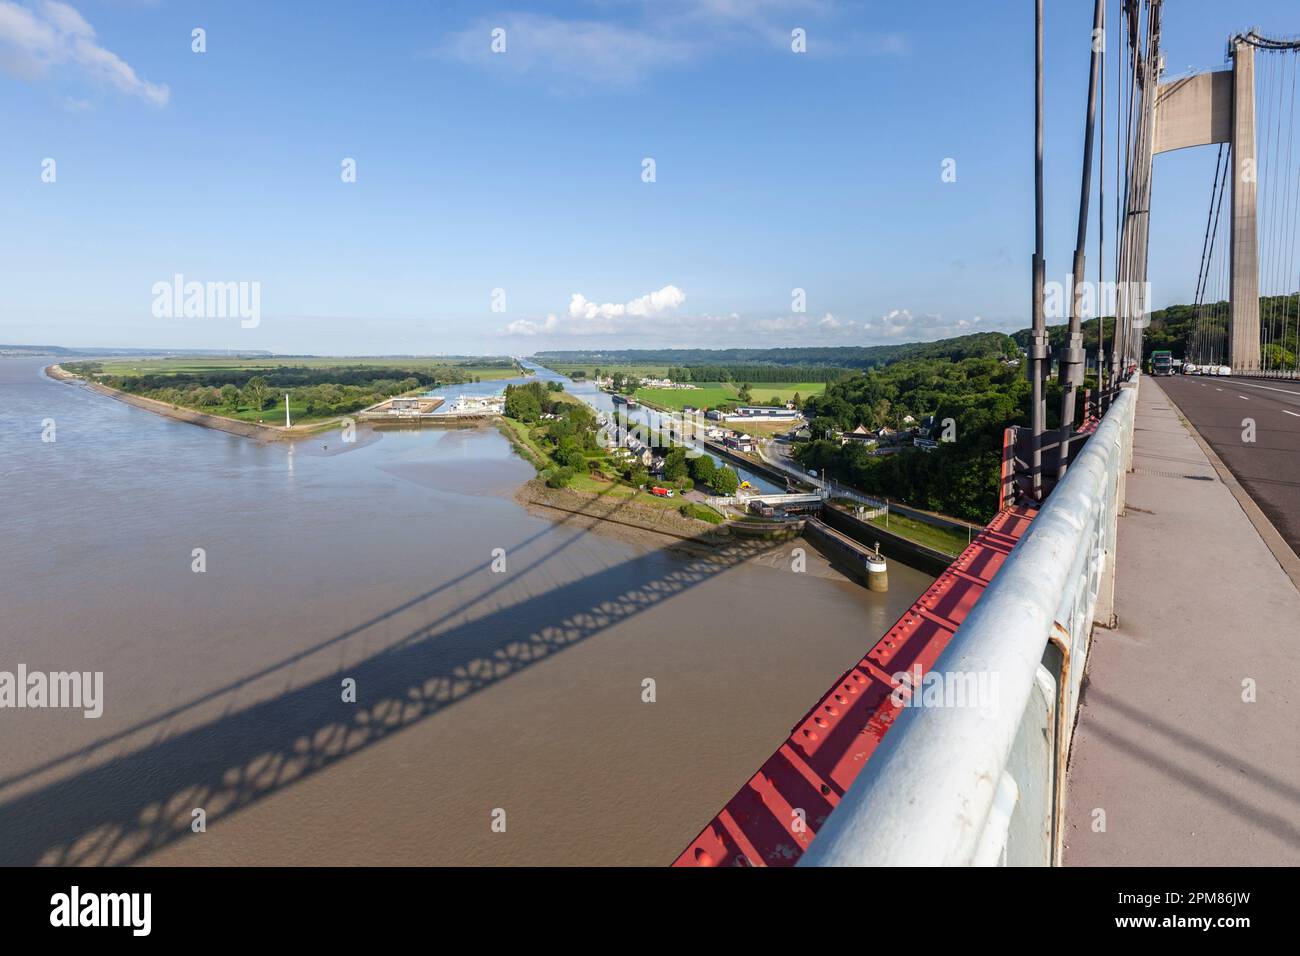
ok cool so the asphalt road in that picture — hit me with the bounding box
[1160,375,1300,558]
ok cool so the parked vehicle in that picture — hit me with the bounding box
[651,486,675,498]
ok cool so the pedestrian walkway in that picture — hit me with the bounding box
[1064,378,1300,865]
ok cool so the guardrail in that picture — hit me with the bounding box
[800,380,1138,867]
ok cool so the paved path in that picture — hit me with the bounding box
[1161,375,1300,559]
[1064,377,1300,865]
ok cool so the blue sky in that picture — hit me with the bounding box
[1,0,1297,355]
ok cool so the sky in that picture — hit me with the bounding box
[1,0,1297,355]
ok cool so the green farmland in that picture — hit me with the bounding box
[634,382,825,411]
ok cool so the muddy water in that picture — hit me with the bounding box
[0,357,934,866]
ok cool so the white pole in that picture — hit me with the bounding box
[285,393,290,427]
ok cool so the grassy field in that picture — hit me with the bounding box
[562,476,725,516]
[864,511,972,557]
[634,381,825,411]
[94,356,521,379]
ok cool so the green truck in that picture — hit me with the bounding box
[1149,350,1174,376]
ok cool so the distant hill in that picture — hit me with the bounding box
[532,333,1018,371]
[1009,292,1299,365]
[0,345,275,358]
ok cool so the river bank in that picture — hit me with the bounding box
[516,479,731,551]
[46,364,340,442]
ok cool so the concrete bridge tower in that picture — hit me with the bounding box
[1150,36,1259,371]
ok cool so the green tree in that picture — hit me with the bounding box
[711,466,739,496]
[688,454,716,485]
[219,384,239,406]
[545,466,575,488]
[554,437,586,470]
[504,385,542,422]
[663,447,688,481]
[242,376,270,411]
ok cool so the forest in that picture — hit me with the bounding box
[534,332,1017,372]
[794,354,1053,523]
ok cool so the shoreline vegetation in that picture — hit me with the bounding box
[47,364,338,441]
[48,355,521,442]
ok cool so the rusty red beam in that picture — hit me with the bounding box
[672,505,1037,867]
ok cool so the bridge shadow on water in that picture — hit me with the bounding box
[0,495,768,866]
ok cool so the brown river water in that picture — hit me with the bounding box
[0,357,934,866]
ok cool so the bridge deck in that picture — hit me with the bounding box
[673,505,1035,866]
[1064,377,1300,865]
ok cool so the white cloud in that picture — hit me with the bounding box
[0,0,169,105]
[439,2,904,89]
[568,285,686,321]
[441,13,691,89]
[507,284,689,337]
[867,309,985,340]
[506,313,560,337]
[504,292,999,348]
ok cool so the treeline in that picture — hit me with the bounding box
[661,365,850,384]
[535,333,1017,371]
[82,365,461,392]
[1009,293,1300,367]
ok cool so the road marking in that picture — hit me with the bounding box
[1239,395,1249,400]
[1285,410,1300,418]
[1229,379,1300,400]
[1216,387,1223,391]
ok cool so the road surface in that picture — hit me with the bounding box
[1160,375,1300,558]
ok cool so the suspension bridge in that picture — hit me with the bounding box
[674,0,1300,867]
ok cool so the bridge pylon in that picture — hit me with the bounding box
[1149,34,1260,372]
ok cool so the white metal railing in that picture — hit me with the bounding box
[800,380,1139,867]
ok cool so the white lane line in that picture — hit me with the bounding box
[1230,379,1300,399]
[1239,395,1250,400]
[1216,387,1223,391]
[1285,410,1300,418]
